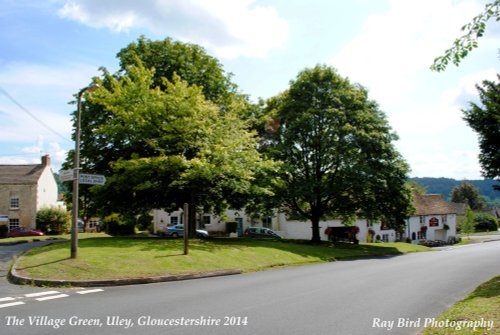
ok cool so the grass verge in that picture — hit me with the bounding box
[14,238,429,281]
[0,232,109,244]
[421,275,500,335]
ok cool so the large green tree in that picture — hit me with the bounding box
[462,75,500,190]
[65,37,271,236]
[263,65,412,243]
[87,65,271,236]
[450,181,486,210]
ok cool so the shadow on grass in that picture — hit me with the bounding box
[16,257,70,270]
[24,236,408,262]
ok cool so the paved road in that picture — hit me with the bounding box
[0,240,68,296]
[0,241,499,335]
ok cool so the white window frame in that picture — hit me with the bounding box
[10,197,19,210]
[9,218,19,230]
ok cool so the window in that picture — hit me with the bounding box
[442,215,447,224]
[10,197,19,209]
[170,216,178,225]
[382,234,389,242]
[262,216,272,228]
[9,219,19,230]
[202,215,211,227]
[419,216,425,224]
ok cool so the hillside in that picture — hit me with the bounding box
[409,177,500,203]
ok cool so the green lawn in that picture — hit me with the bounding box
[421,275,500,335]
[14,238,429,281]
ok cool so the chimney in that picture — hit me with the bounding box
[41,155,51,167]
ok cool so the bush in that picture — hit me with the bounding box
[102,213,136,236]
[0,225,8,238]
[36,206,70,235]
[474,213,499,232]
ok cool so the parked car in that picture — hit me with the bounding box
[244,227,282,239]
[8,227,45,238]
[165,225,210,238]
[78,219,85,233]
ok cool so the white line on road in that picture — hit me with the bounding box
[0,301,25,309]
[76,289,104,295]
[25,290,60,298]
[36,294,69,301]
[0,297,15,302]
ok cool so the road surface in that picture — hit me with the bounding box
[0,240,499,335]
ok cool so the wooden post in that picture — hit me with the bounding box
[183,203,189,255]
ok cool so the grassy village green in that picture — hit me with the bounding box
[13,236,429,281]
[422,275,500,335]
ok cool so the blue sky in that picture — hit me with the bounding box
[0,0,498,179]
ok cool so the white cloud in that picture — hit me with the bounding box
[330,0,483,106]
[328,0,499,180]
[56,0,288,59]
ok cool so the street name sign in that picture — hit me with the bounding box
[59,169,74,182]
[79,173,106,185]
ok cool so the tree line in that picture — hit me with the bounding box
[61,36,413,243]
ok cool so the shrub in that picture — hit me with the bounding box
[102,213,136,236]
[36,206,70,235]
[474,213,499,232]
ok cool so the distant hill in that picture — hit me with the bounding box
[409,177,500,201]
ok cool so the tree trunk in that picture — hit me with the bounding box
[187,193,197,238]
[311,215,321,244]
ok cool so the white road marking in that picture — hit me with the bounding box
[0,297,16,302]
[25,290,60,298]
[76,289,104,295]
[0,301,25,309]
[36,294,69,301]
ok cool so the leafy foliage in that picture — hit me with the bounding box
[459,207,477,236]
[474,213,499,232]
[102,213,135,236]
[462,75,500,190]
[64,37,272,233]
[80,63,273,225]
[451,181,486,210]
[263,65,412,242]
[431,1,499,71]
[36,206,70,235]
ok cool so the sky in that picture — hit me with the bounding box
[0,0,498,180]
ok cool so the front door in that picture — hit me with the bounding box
[236,218,244,237]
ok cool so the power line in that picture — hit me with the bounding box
[0,85,71,142]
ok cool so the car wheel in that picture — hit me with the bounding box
[172,233,178,238]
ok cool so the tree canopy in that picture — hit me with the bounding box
[262,65,412,243]
[450,181,486,210]
[65,37,272,235]
[462,74,500,190]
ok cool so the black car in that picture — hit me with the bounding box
[244,227,282,239]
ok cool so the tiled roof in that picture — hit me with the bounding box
[412,193,458,215]
[0,164,45,185]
